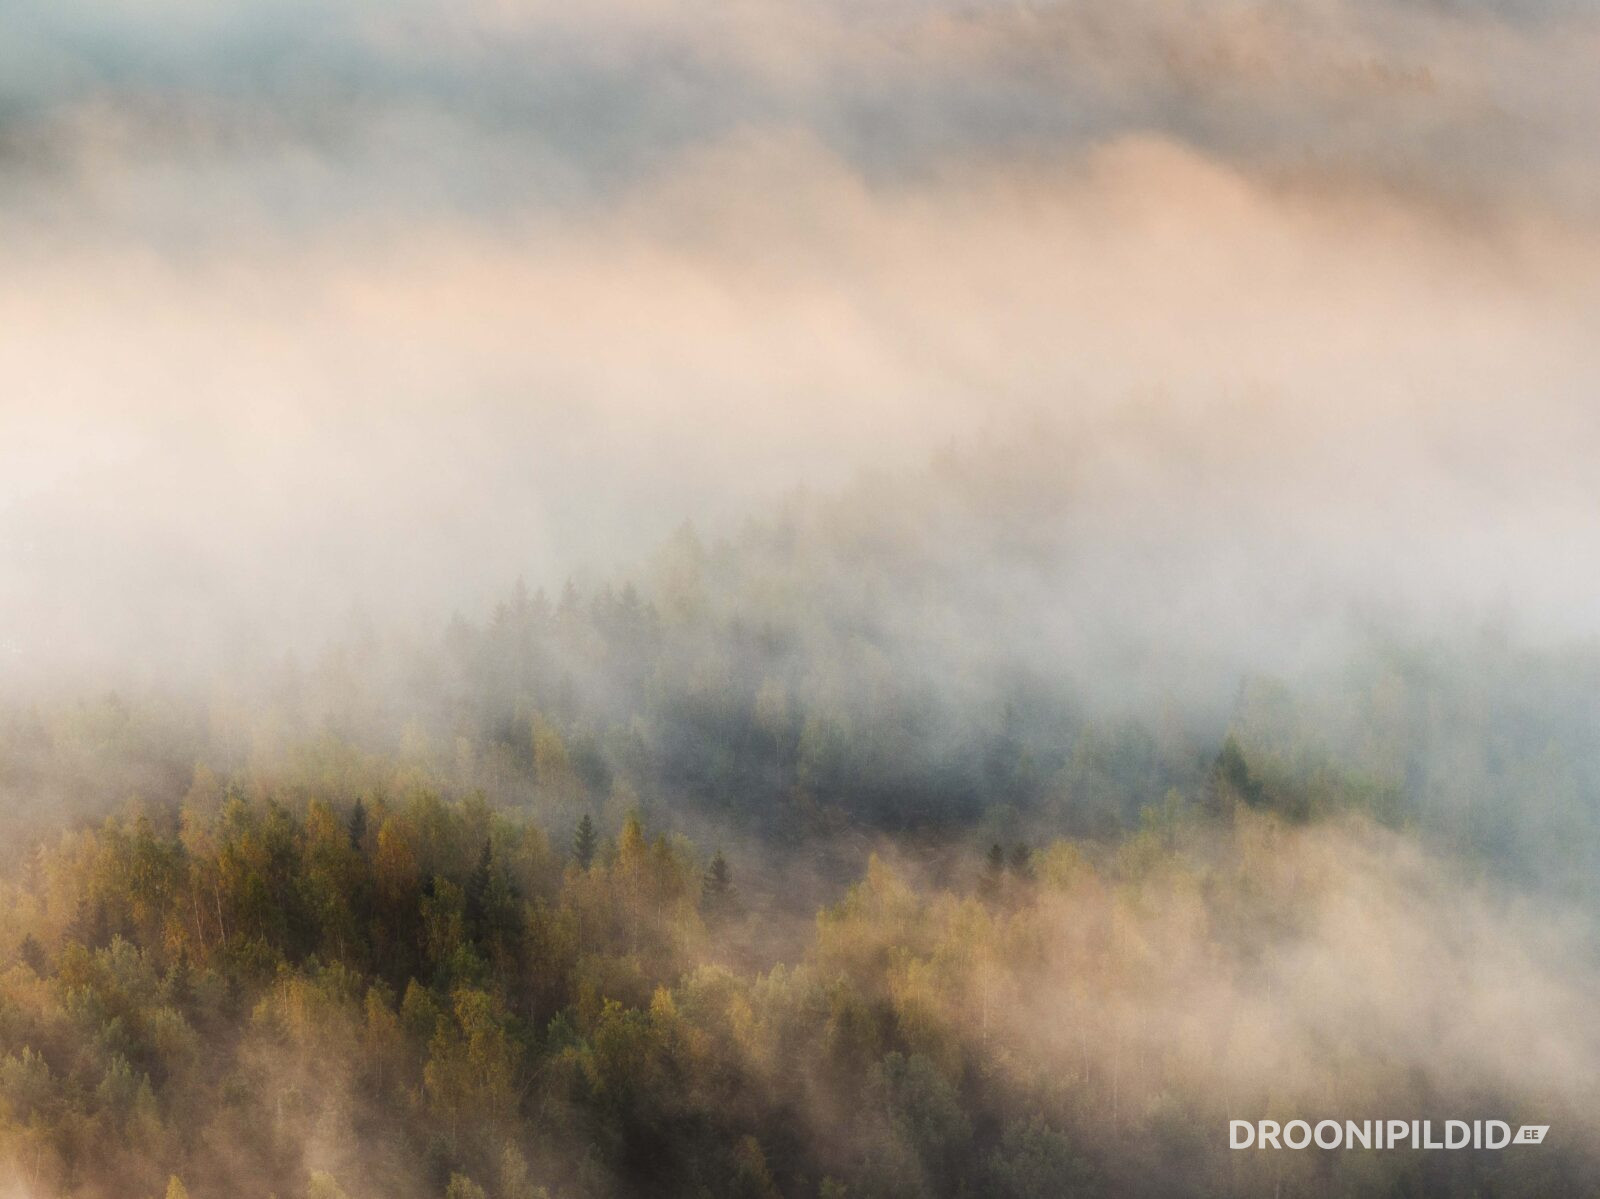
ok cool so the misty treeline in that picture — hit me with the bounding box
[3,785,1595,1198]
[3,478,1600,1197]
[7,461,1600,898]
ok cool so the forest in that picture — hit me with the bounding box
[7,0,1600,1193]
[3,483,1600,1197]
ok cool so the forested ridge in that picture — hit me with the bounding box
[10,478,1600,896]
[6,0,1599,1188]
[4,489,1600,1198]
[4,779,1592,1199]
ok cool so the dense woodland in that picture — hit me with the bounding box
[10,471,1600,896]
[7,0,1600,1187]
[3,781,1595,1199]
[4,493,1600,1197]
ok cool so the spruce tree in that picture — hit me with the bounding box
[1008,843,1033,881]
[15,932,46,974]
[573,814,597,870]
[702,848,733,913]
[466,840,493,927]
[348,798,368,851]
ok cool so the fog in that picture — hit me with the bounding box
[789,813,1600,1194]
[2,9,1600,1189]
[3,0,1599,692]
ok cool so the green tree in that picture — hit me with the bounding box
[498,1144,547,1199]
[424,989,517,1152]
[987,1116,1086,1199]
[702,849,733,915]
[465,840,493,928]
[1213,735,1263,809]
[573,814,598,870]
[1008,844,1032,881]
[875,1052,971,1181]
[729,1135,780,1199]
[347,799,368,851]
[445,1174,487,1199]
[15,932,47,974]
[533,718,579,805]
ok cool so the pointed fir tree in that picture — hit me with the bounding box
[15,932,46,975]
[573,814,598,870]
[702,848,733,915]
[348,798,368,851]
[466,839,493,927]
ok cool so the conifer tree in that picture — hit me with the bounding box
[702,848,733,914]
[347,798,368,851]
[466,839,493,925]
[15,932,46,974]
[573,814,597,870]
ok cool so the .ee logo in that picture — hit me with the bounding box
[1514,1126,1549,1145]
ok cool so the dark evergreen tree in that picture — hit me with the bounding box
[1008,843,1032,881]
[14,932,46,974]
[574,814,598,870]
[466,840,493,928]
[1212,736,1263,809]
[702,849,733,914]
[348,799,369,851]
[163,950,194,1010]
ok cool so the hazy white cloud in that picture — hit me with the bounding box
[1,0,1597,684]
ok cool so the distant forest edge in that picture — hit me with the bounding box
[4,486,1600,1195]
[5,498,1600,900]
